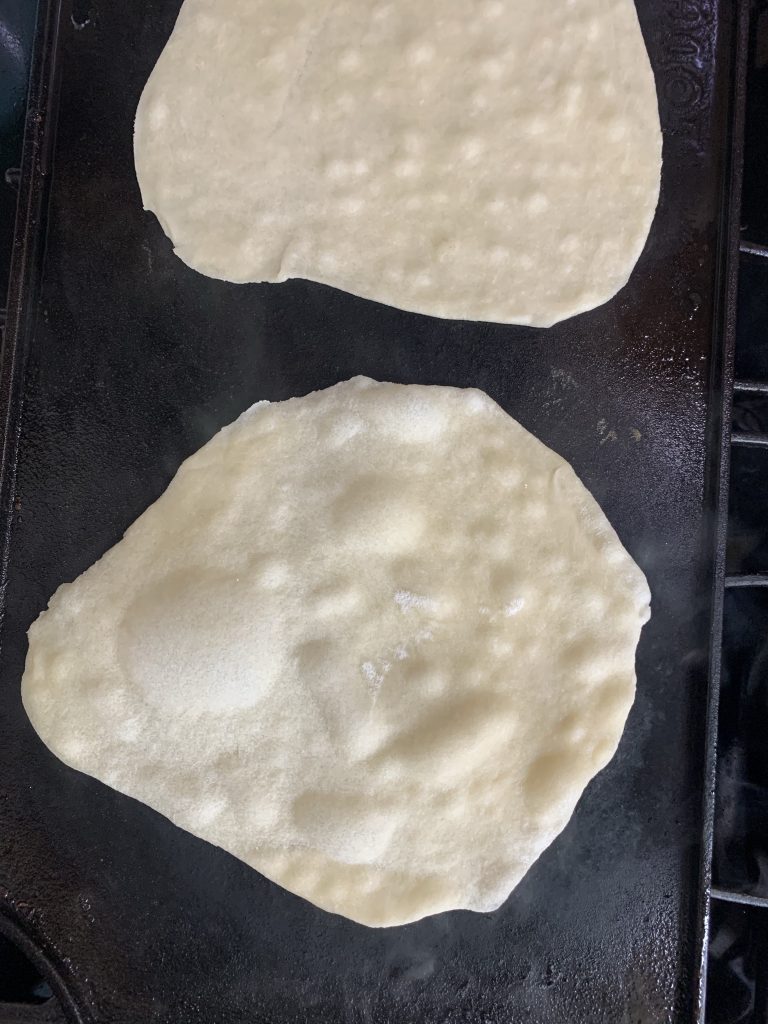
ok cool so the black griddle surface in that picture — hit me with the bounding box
[0,1,744,1021]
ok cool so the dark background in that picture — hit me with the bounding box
[0,0,37,306]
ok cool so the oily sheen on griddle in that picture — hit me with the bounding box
[134,0,662,327]
[22,379,650,927]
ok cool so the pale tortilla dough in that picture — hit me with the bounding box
[22,378,650,927]
[133,0,662,327]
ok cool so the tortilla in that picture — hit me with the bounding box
[134,0,661,326]
[22,378,650,926]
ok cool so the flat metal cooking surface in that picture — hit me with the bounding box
[0,1,745,1021]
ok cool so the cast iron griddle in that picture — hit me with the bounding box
[0,1,745,1021]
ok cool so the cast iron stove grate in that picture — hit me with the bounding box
[705,1,768,1021]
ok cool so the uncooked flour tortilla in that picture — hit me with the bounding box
[22,379,650,927]
[134,0,662,327]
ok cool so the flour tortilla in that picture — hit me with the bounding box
[22,378,650,927]
[133,0,662,327]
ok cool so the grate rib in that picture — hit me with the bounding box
[740,239,768,258]
[724,573,768,588]
[731,432,768,448]
[734,379,768,394]
[710,887,768,910]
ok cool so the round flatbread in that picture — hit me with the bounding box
[134,0,662,327]
[22,378,650,926]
